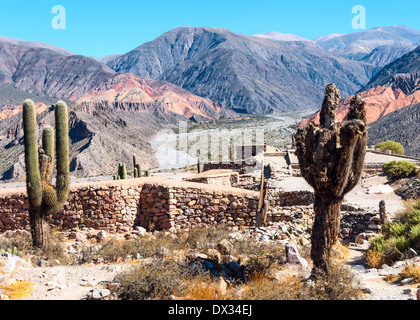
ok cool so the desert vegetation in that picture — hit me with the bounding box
[366,199,420,269]
[22,100,70,250]
[374,140,405,155]
[383,160,417,180]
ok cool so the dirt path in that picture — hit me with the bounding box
[346,243,419,300]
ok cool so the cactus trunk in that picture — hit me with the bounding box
[295,84,367,275]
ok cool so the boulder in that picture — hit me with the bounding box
[284,242,311,272]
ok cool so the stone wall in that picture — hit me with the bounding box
[0,177,380,240]
[183,170,239,187]
[0,178,259,233]
[203,161,257,174]
[266,189,314,208]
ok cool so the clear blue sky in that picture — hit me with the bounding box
[0,0,419,58]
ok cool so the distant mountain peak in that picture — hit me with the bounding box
[0,35,74,56]
[252,31,309,42]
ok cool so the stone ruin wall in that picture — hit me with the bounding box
[0,178,380,240]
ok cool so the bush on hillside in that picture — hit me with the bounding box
[374,140,405,155]
[382,160,416,180]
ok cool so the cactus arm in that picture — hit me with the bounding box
[42,125,54,183]
[54,101,70,207]
[22,100,43,208]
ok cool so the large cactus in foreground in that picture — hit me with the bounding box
[22,100,70,249]
[295,84,367,274]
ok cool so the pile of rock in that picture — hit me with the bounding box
[395,178,420,200]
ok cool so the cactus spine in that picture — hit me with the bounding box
[294,84,367,274]
[22,100,70,249]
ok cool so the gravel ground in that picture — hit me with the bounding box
[15,263,132,300]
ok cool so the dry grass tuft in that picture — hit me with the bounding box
[0,281,34,300]
[365,250,387,269]
[400,263,420,283]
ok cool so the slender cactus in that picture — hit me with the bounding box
[135,163,142,177]
[197,158,202,173]
[22,100,70,249]
[119,163,127,179]
[294,84,367,275]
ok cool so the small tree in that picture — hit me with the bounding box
[374,140,404,155]
[295,84,367,275]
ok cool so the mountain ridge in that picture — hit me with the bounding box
[108,26,377,114]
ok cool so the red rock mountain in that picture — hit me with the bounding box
[298,86,420,126]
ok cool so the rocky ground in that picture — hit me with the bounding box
[1,224,419,301]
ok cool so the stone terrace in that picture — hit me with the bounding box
[0,177,260,233]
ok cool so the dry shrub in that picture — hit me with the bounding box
[241,272,302,300]
[332,242,350,261]
[95,239,139,263]
[0,231,32,256]
[365,250,387,269]
[0,228,71,266]
[183,275,232,300]
[0,281,34,300]
[305,264,364,300]
[115,259,205,300]
[35,229,72,265]
[384,274,400,283]
[400,263,420,283]
[181,225,232,251]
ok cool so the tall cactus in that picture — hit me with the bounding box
[294,84,367,274]
[22,100,70,249]
[118,163,127,179]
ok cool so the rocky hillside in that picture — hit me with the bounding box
[107,26,376,114]
[367,103,420,158]
[0,40,229,120]
[0,38,235,181]
[361,45,420,95]
[0,99,195,181]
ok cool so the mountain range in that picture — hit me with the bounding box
[107,26,376,114]
[1,25,420,180]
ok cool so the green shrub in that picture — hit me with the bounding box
[382,160,416,180]
[375,140,405,155]
[409,224,420,251]
[366,199,420,267]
